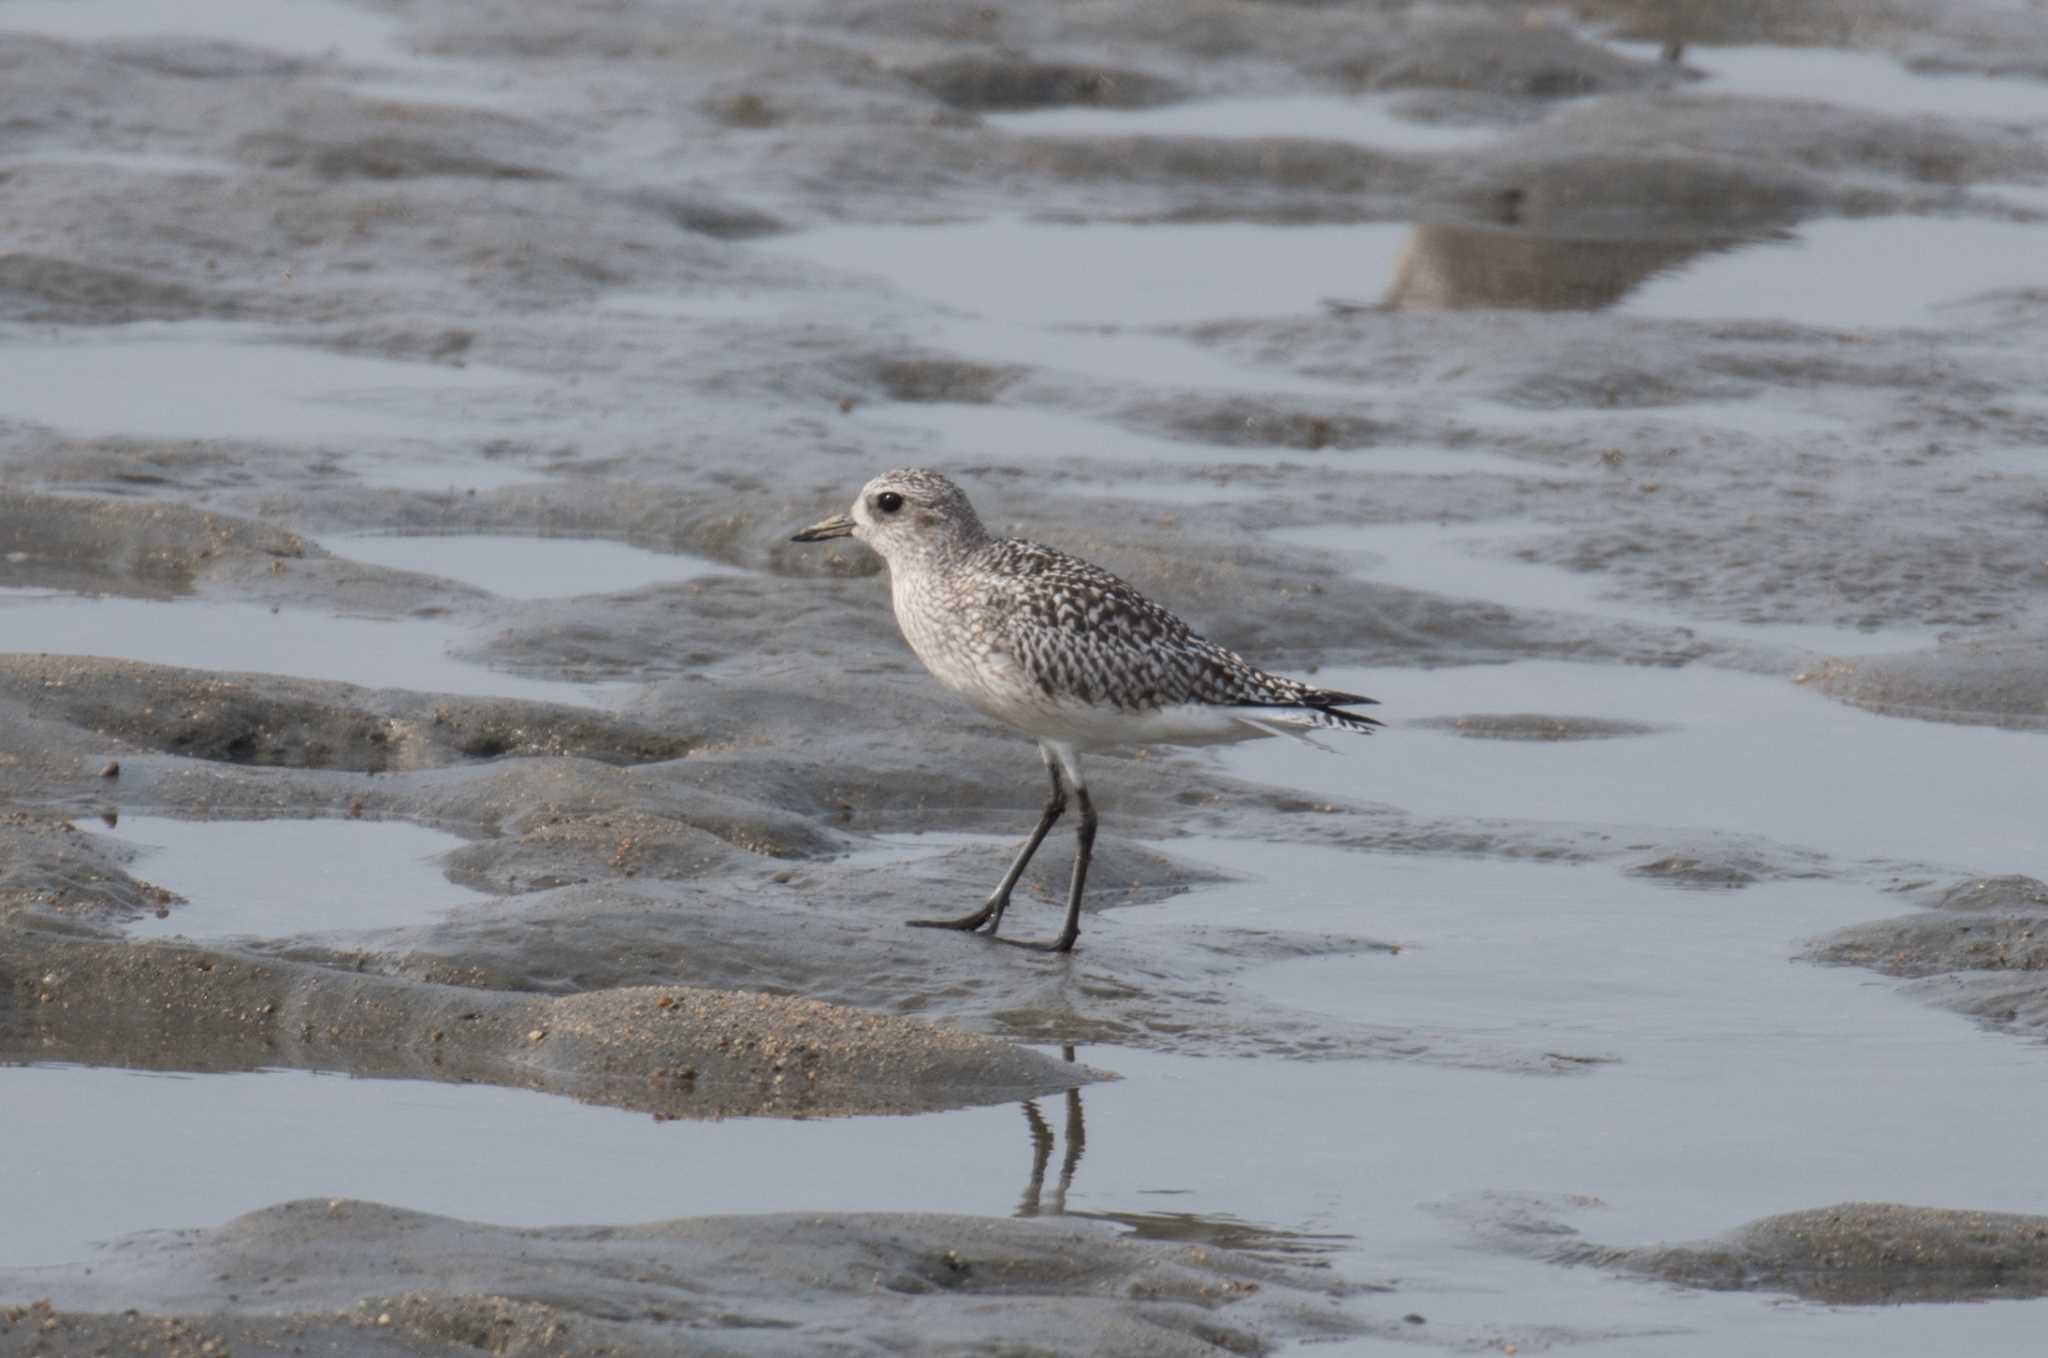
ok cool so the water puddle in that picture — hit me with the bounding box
[1221,659,2046,878]
[1143,843,1886,1048]
[929,312,1361,397]
[754,214,1432,398]
[1981,181,2048,216]
[12,836,2048,1356]
[762,219,1415,328]
[1623,218,2048,330]
[988,92,1509,152]
[1610,40,2048,126]
[598,281,1358,397]
[1114,844,2048,1355]
[1274,518,1921,654]
[832,830,1019,869]
[1076,477,1272,506]
[1979,445,2048,477]
[1457,396,1847,440]
[595,291,809,324]
[852,403,1583,480]
[344,75,525,112]
[766,180,2045,368]
[0,1062,1033,1271]
[78,815,483,939]
[0,0,412,63]
[349,457,555,495]
[1115,843,2048,1238]
[0,151,237,177]
[0,0,514,109]
[1375,221,1760,312]
[0,326,540,444]
[1345,215,2048,333]
[320,533,744,600]
[11,16,2048,1356]
[766,210,2046,412]
[0,589,611,706]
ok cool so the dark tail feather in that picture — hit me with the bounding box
[1304,687,1385,734]
[1233,701,1385,737]
[1314,705,1385,735]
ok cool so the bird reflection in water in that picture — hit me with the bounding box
[1379,221,1757,312]
[1011,1047,1354,1262]
[1015,1045,1085,1218]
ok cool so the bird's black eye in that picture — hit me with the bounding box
[876,491,905,514]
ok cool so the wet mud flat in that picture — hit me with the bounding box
[5,0,2048,1353]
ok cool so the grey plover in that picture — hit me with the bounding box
[794,469,1380,953]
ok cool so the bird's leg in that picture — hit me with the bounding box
[1047,782,1095,953]
[991,748,1093,953]
[908,756,1066,934]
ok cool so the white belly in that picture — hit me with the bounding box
[1014,698,1266,751]
[955,664,1261,751]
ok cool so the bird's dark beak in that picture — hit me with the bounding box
[791,512,856,543]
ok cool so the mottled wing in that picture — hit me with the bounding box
[975,540,1371,716]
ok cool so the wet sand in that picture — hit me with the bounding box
[5,0,2048,1353]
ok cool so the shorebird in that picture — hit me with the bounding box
[794,469,1380,952]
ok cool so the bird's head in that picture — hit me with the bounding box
[792,468,987,568]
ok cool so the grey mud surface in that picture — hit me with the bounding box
[0,1202,1365,1357]
[1805,875,2048,1039]
[1439,1193,2048,1305]
[5,0,2048,1353]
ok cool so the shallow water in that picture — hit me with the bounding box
[0,589,611,706]
[930,311,1365,397]
[988,93,1510,152]
[1113,844,2048,1247]
[596,285,1366,397]
[1623,218,2048,330]
[1272,519,1928,654]
[0,0,411,62]
[0,151,238,177]
[595,290,813,324]
[1456,396,1849,440]
[852,402,1584,480]
[1223,659,2048,880]
[0,327,538,444]
[320,533,745,599]
[1610,39,2048,125]
[79,815,484,939]
[1981,181,2048,215]
[12,3,2048,1352]
[12,843,2048,1354]
[1979,445,2048,476]
[10,1057,2048,1357]
[348,457,556,495]
[758,197,2048,377]
[0,1063,1026,1271]
[762,220,1416,328]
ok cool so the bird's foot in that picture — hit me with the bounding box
[906,903,998,933]
[990,934,1079,955]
